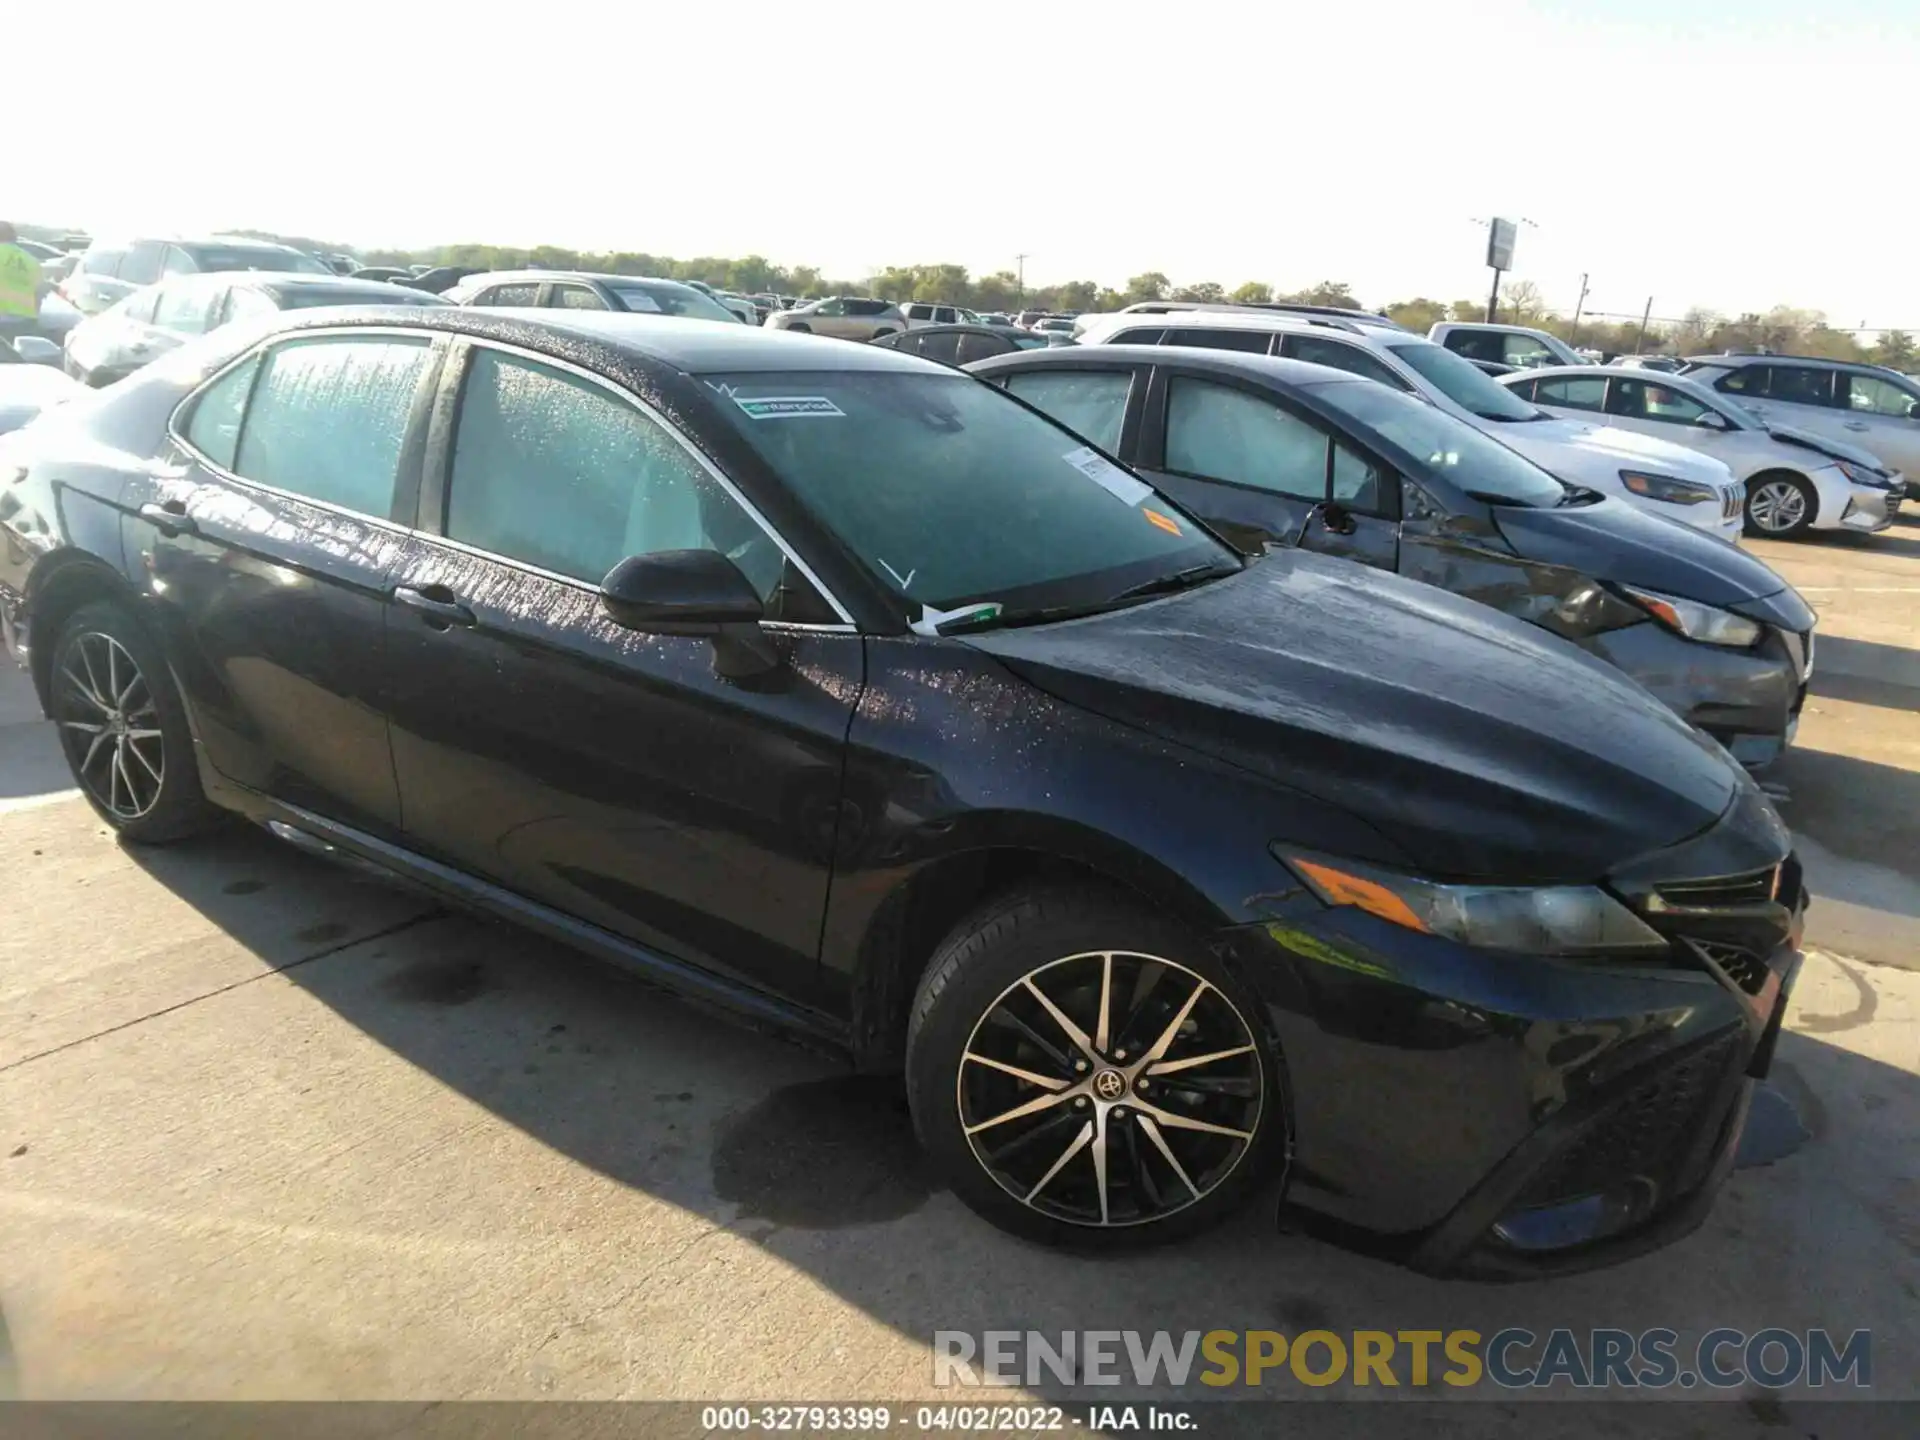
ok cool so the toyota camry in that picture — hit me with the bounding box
[0,309,1804,1275]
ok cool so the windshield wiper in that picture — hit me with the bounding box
[1105,562,1240,604]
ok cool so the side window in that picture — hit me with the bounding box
[932,306,957,324]
[1607,379,1709,423]
[1164,377,1328,501]
[475,283,539,306]
[953,332,1014,366]
[233,336,433,516]
[161,246,197,278]
[80,246,126,276]
[1501,335,1556,367]
[551,284,607,310]
[1163,327,1272,354]
[1769,366,1837,408]
[813,299,846,317]
[915,332,964,366]
[847,298,888,317]
[446,349,784,598]
[1109,327,1165,345]
[182,353,264,471]
[1283,334,1410,389]
[1535,376,1607,411]
[1331,441,1388,513]
[118,290,160,325]
[903,304,930,321]
[152,280,219,335]
[1713,365,1760,395]
[1506,378,1538,401]
[1441,330,1504,363]
[118,242,165,287]
[223,287,277,326]
[1846,373,1919,418]
[1002,370,1132,452]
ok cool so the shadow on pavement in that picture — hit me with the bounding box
[1771,745,1920,904]
[1809,634,1920,705]
[120,830,1920,1417]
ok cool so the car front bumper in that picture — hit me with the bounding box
[1577,620,1805,767]
[1834,482,1901,532]
[1232,844,1805,1278]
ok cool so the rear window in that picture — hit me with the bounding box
[183,245,332,276]
[609,282,736,322]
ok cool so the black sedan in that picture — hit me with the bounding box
[872,323,1054,366]
[971,345,1816,768]
[0,310,1803,1275]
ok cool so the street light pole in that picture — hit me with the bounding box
[1568,273,1590,345]
[1634,296,1654,355]
[1015,253,1029,305]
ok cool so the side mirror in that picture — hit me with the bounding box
[1693,411,1731,431]
[599,549,765,632]
[1907,399,1920,421]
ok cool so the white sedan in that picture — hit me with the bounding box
[1502,365,1904,539]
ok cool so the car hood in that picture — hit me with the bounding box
[1492,494,1810,628]
[964,551,1742,884]
[1762,422,1892,476]
[1496,416,1736,486]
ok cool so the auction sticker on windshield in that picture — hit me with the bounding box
[733,395,846,419]
[1063,445,1152,506]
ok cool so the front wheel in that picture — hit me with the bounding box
[1745,473,1816,538]
[906,887,1283,1250]
[50,599,220,843]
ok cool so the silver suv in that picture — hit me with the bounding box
[1680,354,1920,484]
[764,296,905,341]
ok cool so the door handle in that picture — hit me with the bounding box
[1844,421,1869,431]
[393,584,475,630]
[138,500,197,538]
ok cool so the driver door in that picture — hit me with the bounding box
[380,339,862,1006]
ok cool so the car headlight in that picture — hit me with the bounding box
[1835,459,1892,488]
[1617,585,1762,647]
[1620,470,1716,505]
[1274,848,1668,956]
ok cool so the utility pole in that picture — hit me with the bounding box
[1633,295,1654,355]
[1568,273,1590,345]
[1015,253,1029,305]
[1485,270,1502,325]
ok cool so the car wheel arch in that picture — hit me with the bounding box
[841,837,1234,1075]
[25,553,143,712]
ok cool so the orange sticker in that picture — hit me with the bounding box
[1143,508,1181,536]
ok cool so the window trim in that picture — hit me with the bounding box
[169,326,446,533]
[995,363,1145,464]
[1533,374,1610,413]
[426,335,857,631]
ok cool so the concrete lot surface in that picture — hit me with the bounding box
[0,524,1915,1433]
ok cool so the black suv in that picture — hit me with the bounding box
[0,309,1803,1275]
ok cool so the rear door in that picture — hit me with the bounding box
[128,328,442,835]
[1134,367,1399,567]
[1602,374,1740,459]
[1524,373,1610,423]
[379,339,863,1005]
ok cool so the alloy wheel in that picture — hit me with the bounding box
[1749,479,1808,533]
[55,632,166,821]
[956,950,1264,1227]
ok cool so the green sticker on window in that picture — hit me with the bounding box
[733,395,845,420]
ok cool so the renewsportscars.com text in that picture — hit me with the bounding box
[933,1328,1871,1391]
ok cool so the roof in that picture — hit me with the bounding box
[265,306,941,375]
[1497,364,1728,400]
[91,234,313,255]
[246,275,442,301]
[1081,309,1432,349]
[1682,352,1909,377]
[969,342,1367,391]
[453,269,701,289]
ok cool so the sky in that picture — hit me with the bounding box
[13,0,1920,328]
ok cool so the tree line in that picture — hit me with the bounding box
[228,231,1920,371]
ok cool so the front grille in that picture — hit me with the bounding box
[1652,866,1778,909]
[1517,1029,1744,1208]
[1723,485,1744,521]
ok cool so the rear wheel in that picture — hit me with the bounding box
[1745,473,1816,538]
[785,322,811,333]
[50,599,219,843]
[906,887,1283,1250]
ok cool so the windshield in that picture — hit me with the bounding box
[1384,340,1542,421]
[1310,378,1570,508]
[187,246,332,276]
[611,282,738,322]
[704,370,1235,616]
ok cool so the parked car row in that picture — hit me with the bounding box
[0,305,1807,1277]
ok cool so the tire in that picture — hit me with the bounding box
[49,598,220,843]
[906,885,1284,1250]
[1744,472,1817,539]
[785,322,811,333]
[869,328,897,340]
